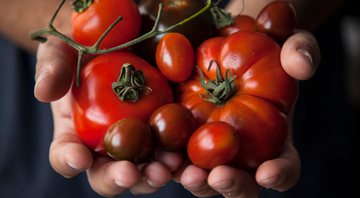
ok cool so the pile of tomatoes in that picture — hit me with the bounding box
[70,0,298,171]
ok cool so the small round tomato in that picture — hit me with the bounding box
[256,1,296,42]
[104,118,153,162]
[71,0,141,49]
[156,33,195,82]
[135,0,216,64]
[187,121,240,170]
[149,103,196,151]
[71,51,173,153]
[219,15,256,36]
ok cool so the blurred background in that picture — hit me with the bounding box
[0,0,359,198]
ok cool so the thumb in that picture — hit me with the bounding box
[281,31,321,80]
[34,37,76,102]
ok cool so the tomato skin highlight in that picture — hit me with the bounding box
[187,121,240,170]
[149,103,196,151]
[71,0,141,49]
[179,31,298,170]
[104,118,153,162]
[156,33,195,82]
[71,51,173,153]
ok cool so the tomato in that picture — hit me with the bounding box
[178,31,298,170]
[256,0,296,42]
[71,51,173,153]
[149,103,196,151]
[71,0,141,49]
[187,121,240,170]
[219,15,256,36]
[156,33,195,82]
[104,118,152,162]
[135,0,216,64]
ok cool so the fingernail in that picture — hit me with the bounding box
[35,65,51,82]
[212,179,235,191]
[259,175,282,189]
[297,48,313,65]
[146,179,166,188]
[34,65,51,99]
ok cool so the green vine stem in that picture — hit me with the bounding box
[112,64,152,102]
[72,0,93,13]
[198,60,237,105]
[29,0,215,86]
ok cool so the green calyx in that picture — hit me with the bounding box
[72,0,93,13]
[112,64,152,102]
[210,5,234,29]
[198,60,237,105]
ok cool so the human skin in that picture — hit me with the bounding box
[0,0,336,197]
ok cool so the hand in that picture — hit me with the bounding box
[34,37,183,197]
[177,31,320,198]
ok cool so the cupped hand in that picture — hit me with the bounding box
[178,31,320,198]
[34,36,183,197]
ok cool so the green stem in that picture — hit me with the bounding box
[112,64,152,102]
[198,61,237,105]
[72,0,93,13]
[29,0,215,86]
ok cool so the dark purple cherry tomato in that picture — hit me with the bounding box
[256,1,296,42]
[104,118,153,162]
[149,103,196,151]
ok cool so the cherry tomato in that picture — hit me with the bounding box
[149,103,196,151]
[104,118,152,162]
[71,0,141,49]
[135,0,216,64]
[187,121,240,170]
[156,33,195,82]
[256,0,296,42]
[178,31,298,170]
[71,51,173,153]
[219,15,256,36]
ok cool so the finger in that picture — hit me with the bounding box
[281,31,321,80]
[130,161,172,195]
[49,132,93,178]
[154,151,183,172]
[180,165,218,197]
[87,158,142,197]
[49,96,93,178]
[208,166,260,198]
[34,36,76,102]
[255,143,301,191]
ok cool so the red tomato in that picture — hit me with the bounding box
[71,0,141,49]
[219,15,256,36]
[187,121,240,170]
[256,0,296,42]
[178,31,298,170]
[104,118,153,162]
[149,103,196,151]
[71,51,173,153]
[156,33,195,82]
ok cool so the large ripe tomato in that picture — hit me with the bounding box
[71,0,141,49]
[187,121,240,170]
[71,51,173,153]
[178,31,298,170]
[155,33,195,82]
